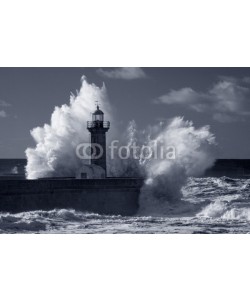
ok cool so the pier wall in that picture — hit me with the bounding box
[0,178,143,216]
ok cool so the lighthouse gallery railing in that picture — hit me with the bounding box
[87,121,110,129]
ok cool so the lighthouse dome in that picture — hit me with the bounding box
[92,105,104,122]
[93,105,104,115]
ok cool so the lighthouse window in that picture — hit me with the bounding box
[93,114,103,121]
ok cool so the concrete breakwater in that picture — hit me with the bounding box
[0,178,144,216]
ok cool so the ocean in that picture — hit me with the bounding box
[0,176,250,233]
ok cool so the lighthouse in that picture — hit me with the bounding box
[87,105,110,175]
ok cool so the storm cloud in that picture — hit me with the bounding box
[97,67,147,80]
[155,77,250,122]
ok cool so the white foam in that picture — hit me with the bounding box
[25,77,113,179]
[137,117,216,215]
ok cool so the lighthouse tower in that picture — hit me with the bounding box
[87,105,110,175]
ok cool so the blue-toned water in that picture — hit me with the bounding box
[1,176,250,233]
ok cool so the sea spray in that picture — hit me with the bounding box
[117,118,216,215]
[106,117,216,215]
[25,76,114,179]
[107,120,146,177]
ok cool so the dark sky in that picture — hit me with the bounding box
[0,67,250,158]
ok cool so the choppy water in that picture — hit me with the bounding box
[1,176,250,234]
